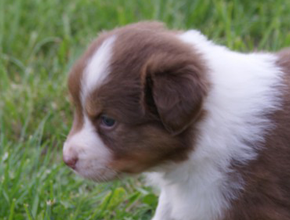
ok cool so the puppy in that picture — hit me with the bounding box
[63,22,290,220]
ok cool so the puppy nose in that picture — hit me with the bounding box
[63,154,78,169]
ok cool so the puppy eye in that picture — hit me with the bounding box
[100,115,116,128]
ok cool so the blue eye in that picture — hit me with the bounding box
[100,115,116,128]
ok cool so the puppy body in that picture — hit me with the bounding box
[63,22,290,220]
[150,31,289,220]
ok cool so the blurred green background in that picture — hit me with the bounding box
[1,0,290,219]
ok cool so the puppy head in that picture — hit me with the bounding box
[63,22,208,181]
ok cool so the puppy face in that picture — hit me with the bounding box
[63,22,208,181]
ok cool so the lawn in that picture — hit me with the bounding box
[1,0,290,219]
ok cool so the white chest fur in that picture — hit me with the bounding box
[148,30,283,220]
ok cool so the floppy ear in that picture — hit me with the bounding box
[142,53,208,135]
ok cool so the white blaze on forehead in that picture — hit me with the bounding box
[64,35,117,181]
[81,35,117,106]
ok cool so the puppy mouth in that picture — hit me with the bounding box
[73,163,122,182]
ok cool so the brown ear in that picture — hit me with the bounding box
[142,53,208,135]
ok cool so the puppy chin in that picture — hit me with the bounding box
[74,164,120,182]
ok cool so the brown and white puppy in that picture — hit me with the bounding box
[63,22,290,220]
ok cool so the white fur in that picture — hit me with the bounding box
[63,116,115,181]
[64,36,117,181]
[81,36,116,106]
[149,31,283,220]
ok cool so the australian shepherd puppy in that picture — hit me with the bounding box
[63,22,290,220]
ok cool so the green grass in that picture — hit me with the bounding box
[1,0,290,219]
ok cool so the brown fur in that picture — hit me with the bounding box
[223,49,290,220]
[67,22,169,136]
[66,22,290,219]
[67,32,112,136]
[67,22,209,173]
